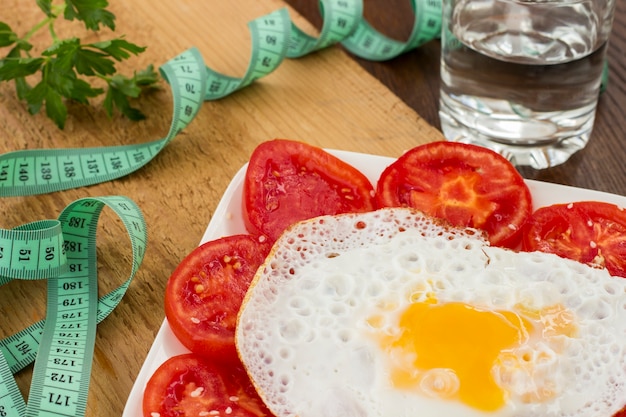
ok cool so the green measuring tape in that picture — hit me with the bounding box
[341,0,441,60]
[0,197,147,416]
[0,0,442,197]
[0,1,442,415]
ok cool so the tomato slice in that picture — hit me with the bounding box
[522,201,626,277]
[143,353,272,417]
[164,234,271,361]
[243,139,376,243]
[614,407,626,417]
[375,141,532,248]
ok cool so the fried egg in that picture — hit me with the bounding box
[235,208,626,417]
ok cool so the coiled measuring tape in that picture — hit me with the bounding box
[0,197,147,417]
[0,1,442,415]
[341,0,441,60]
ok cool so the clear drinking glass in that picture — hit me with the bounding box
[439,0,616,169]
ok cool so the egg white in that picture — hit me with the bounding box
[236,208,626,417]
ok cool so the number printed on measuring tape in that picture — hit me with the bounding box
[287,0,363,57]
[0,197,147,417]
[341,0,442,60]
[203,8,291,100]
[0,1,446,415]
[0,45,206,198]
[0,0,442,197]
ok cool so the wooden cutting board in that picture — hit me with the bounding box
[0,0,443,415]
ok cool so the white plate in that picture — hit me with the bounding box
[122,149,626,416]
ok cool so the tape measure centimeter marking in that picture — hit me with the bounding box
[0,37,214,417]
[161,47,206,134]
[0,46,205,198]
[0,2,443,414]
[0,0,442,198]
[0,220,66,281]
[0,350,26,416]
[0,196,147,417]
[0,201,144,377]
[0,146,156,197]
[287,0,363,58]
[341,0,442,61]
[24,198,103,417]
[0,6,273,194]
[204,8,290,100]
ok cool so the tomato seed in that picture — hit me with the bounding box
[190,386,204,397]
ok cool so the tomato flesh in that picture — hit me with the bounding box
[243,139,376,243]
[143,353,272,417]
[164,235,271,361]
[522,201,626,277]
[376,141,532,248]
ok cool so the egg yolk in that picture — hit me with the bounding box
[385,301,534,412]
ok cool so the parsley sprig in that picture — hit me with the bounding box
[0,0,158,129]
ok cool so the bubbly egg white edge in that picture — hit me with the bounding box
[235,208,626,417]
[123,150,626,417]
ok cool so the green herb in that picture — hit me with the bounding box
[0,0,158,129]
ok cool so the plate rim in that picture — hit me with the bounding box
[123,148,626,416]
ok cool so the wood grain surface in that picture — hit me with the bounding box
[1,0,625,416]
[287,0,626,196]
[1,1,441,416]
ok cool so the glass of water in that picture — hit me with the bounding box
[439,0,616,169]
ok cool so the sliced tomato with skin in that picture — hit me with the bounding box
[375,141,532,248]
[522,201,626,277]
[243,139,376,243]
[143,353,272,417]
[165,234,271,361]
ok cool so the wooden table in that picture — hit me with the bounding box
[288,0,626,196]
[1,1,624,416]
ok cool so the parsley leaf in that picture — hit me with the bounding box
[36,0,53,16]
[0,1,158,129]
[0,57,44,80]
[0,22,17,47]
[135,64,159,86]
[91,38,146,61]
[43,88,68,128]
[25,80,48,115]
[103,65,159,121]
[64,0,116,31]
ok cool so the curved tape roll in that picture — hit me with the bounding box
[341,0,442,61]
[204,8,290,99]
[287,0,363,57]
[0,220,66,281]
[0,2,443,415]
[0,46,206,198]
[0,1,442,198]
[0,196,147,417]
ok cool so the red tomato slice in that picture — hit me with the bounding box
[375,141,532,248]
[522,201,626,277]
[143,353,272,417]
[243,139,376,243]
[164,234,271,361]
